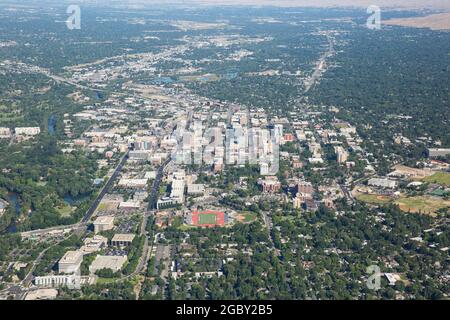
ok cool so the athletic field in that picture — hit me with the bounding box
[192,210,225,227]
[198,213,217,225]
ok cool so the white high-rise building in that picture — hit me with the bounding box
[335,146,349,164]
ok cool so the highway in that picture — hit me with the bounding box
[20,223,85,239]
[304,32,334,93]
[81,151,129,224]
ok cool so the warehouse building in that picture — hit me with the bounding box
[89,255,127,274]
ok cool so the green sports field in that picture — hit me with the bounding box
[198,213,217,225]
[422,172,450,187]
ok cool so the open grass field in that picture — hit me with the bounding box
[178,224,197,231]
[356,194,393,205]
[422,172,450,187]
[235,211,257,223]
[97,201,119,212]
[198,213,217,225]
[273,215,300,223]
[242,212,257,223]
[96,277,117,285]
[179,73,220,82]
[56,204,74,217]
[395,196,450,216]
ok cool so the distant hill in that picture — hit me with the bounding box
[385,12,450,30]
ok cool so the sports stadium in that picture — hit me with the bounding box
[191,210,225,227]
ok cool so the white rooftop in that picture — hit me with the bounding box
[93,216,114,225]
[112,233,136,242]
[60,250,83,264]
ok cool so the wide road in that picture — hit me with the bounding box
[339,184,355,203]
[148,157,172,210]
[132,215,150,276]
[81,151,129,224]
[304,32,334,93]
[261,211,281,257]
[20,223,85,239]
[120,214,151,281]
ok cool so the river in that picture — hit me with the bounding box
[48,114,56,135]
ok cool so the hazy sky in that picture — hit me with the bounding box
[108,0,450,10]
[30,0,448,10]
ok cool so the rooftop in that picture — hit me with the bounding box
[111,233,136,242]
[90,255,127,272]
[60,250,83,264]
[93,215,115,225]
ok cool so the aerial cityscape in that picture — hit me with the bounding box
[0,0,448,302]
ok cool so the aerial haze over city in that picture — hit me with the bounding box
[0,0,448,304]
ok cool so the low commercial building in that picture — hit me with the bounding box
[34,275,95,288]
[118,178,148,189]
[14,127,41,136]
[368,178,398,189]
[133,191,148,201]
[118,201,141,211]
[194,271,224,279]
[89,255,127,274]
[0,127,12,138]
[384,273,401,286]
[144,171,157,179]
[34,275,78,287]
[129,150,151,161]
[428,148,450,158]
[308,157,324,164]
[58,250,83,274]
[187,184,205,195]
[13,262,27,272]
[93,216,115,233]
[111,233,135,247]
[80,235,108,254]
